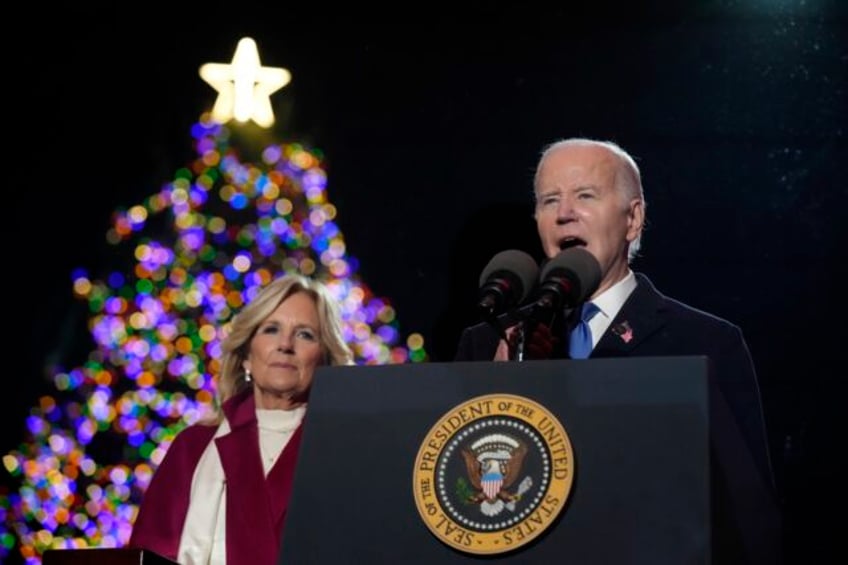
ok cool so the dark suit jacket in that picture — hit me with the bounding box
[128,389,303,565]
[455,272,774,488]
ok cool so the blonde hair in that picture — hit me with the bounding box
[215,273,353,410]
[533,137,646,261]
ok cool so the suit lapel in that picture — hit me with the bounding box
[593,273,666,357]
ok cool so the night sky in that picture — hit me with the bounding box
[8,2,846,562]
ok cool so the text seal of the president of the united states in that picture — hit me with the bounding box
[412,393,574,555]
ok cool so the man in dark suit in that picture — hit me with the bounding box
[455,137,774,489]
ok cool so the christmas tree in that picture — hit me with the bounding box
[1,38,427,564]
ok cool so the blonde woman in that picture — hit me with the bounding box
[130,274,352,565]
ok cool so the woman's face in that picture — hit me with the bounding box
[242,291,323,409]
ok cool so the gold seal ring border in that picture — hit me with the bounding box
[412,393,574,555]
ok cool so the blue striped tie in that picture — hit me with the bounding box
[569,302,600,359]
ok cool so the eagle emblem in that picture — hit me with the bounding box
[461,433,532,517]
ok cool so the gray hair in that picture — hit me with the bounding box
[533,138,646,262]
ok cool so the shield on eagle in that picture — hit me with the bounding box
[461,433,529,516]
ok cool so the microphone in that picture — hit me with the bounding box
[534,247,601,312]
[477,250,539,318]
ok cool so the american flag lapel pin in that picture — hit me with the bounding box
[612,321,633,343]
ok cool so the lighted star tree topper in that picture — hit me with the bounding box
[200,36,291,127]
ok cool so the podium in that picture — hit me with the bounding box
[42,548,177,564]
[279,356,780,564]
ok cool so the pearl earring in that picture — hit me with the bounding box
[244,369,252,383]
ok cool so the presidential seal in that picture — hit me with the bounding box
[412,394,574,555]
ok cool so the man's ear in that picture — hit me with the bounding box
[626,199,644,241]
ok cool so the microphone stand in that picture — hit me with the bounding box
[485,302,555,362]
[514,324,526,362]
[494,301,550,328]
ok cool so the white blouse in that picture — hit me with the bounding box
[175,406,306,565]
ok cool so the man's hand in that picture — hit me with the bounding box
[492,322,560,361]
[493,325,518,361]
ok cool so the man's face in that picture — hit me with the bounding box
[534,144,643,294]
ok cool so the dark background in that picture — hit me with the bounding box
[8,1,845,563]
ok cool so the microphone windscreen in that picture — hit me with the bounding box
[539,247,602,305]
[479,249,539,304]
